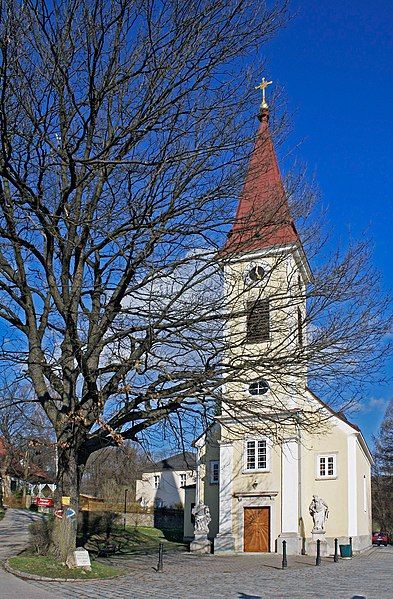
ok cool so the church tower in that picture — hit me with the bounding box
[221,80,312,423]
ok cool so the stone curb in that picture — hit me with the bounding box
[3,558,129,583]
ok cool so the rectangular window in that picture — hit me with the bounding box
[317,454,337,478]
[246,440,268,471]
[210,460,219,484]
[246,300,270,343]
[180,473,187,488]
[154,475,160,488]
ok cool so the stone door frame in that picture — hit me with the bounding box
[237,495,276,552]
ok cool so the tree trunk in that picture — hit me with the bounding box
[0,473,4,508]
[0,468,11,506]
[50,434,84,562]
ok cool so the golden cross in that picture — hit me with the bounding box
[255,77,273,107]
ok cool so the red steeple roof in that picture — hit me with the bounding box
[224,106,299,255]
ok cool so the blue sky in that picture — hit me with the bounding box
[263,0,393,444]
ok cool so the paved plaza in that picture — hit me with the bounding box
[1,510,392,599]
[27,545,393,599]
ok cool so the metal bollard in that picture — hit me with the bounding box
[315,539,321,566]
[157,542,164,572]
[282,540,287,569]
[334,538,339,562]
[349,536,353,557]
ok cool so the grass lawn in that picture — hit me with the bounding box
[9,555,124,579]
[83,525,187,556]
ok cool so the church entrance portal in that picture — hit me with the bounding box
[243,506,270,552]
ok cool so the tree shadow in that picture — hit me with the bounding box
[154,526,183,543]
[78,510,187,559]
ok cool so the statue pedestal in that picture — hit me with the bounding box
[307,530,328,557]
[190,533,211,554]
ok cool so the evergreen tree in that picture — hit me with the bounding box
[372,399,393,531]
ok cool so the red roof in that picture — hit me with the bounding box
[224,107,299,255]
[0,437,53,483]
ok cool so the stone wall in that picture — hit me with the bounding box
[78,507,183,534]
[154,507,184,530]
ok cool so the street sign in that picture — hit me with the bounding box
[54,509,64,519]
[36,497,54,508]
[65,507,76,519]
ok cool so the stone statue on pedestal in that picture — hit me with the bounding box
[309,495,329,532]
[307,495,329,557]
[190,502,211,554]
[192,502,211,534]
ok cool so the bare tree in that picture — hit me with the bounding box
[81,443,148,502]
[0,0,390,560]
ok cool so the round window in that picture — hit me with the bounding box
[249,379,269,395]
[248,265,265,282]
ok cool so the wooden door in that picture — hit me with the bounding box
[243,507,270,552]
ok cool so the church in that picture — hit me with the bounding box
[184,82,372,556]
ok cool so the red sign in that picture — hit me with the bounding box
[36,497,54,508]
[54,509,64,519]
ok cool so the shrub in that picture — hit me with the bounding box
[29,518,54,555]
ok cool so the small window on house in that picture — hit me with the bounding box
[180,473,187,488]
[249,379,269,395]
[297,307,303,347]
[317,454,337,478]
[154,475,160,488]
[245,439,268,471]
[210,460,219,484]
[246,299,270,343]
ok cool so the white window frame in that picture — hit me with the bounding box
[179,473,187,488]
[210,460,219,484]
[154,474,160,488]
[248,379,270,396]
[243,438,270,473]
[316,453,337,479]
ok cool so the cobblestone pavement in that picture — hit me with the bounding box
[0,508,42,560]
[0,508,62,599]
[27,545,393,599]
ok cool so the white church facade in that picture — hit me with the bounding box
[184,88,372,555]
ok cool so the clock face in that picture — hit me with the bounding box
[248,265,265,282]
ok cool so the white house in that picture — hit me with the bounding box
[136,452,196,508]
